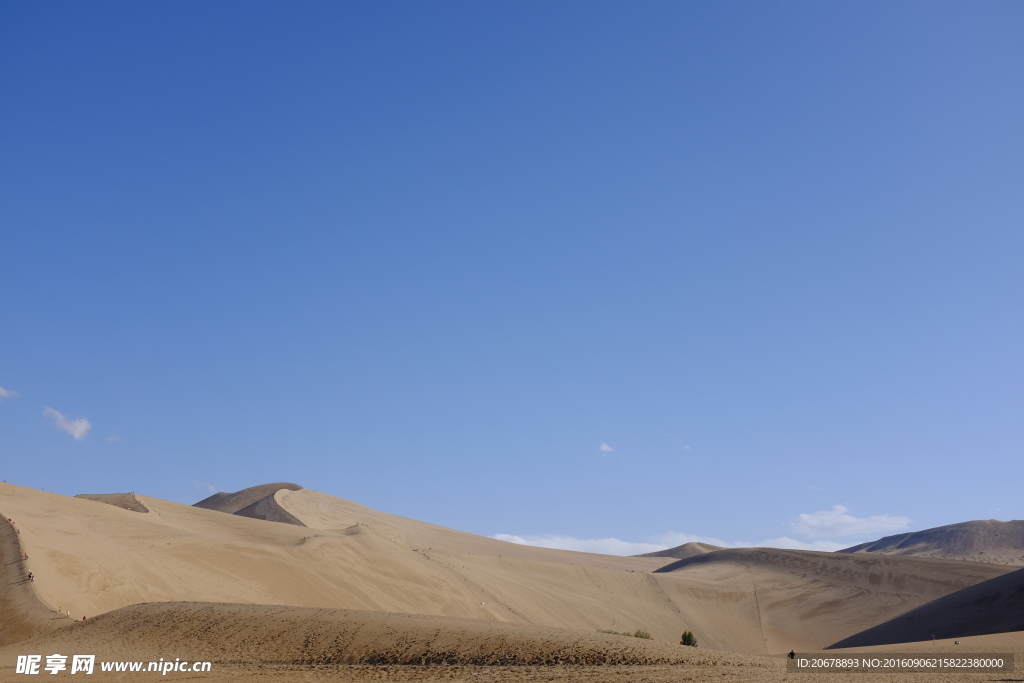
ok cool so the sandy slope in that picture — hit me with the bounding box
[3,606,1022,682]
[0,601,773,667]
[0,518,63,647]
[829,565,1024,648]
[652,547,1009,653]
[839,520,1024,566]
[0,482,1016,662]
[73,494,149,513]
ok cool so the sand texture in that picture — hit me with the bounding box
[830,565,1024,647]
[73,494,149,514]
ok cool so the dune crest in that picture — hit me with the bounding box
[194,483,304,515]
[637,542,722,560]
[839,520,1024,566]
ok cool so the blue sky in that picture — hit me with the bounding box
[2,1,1022,554]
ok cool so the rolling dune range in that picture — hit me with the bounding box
[2,481,1023,681]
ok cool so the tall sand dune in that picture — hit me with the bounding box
[839,520,1024,566]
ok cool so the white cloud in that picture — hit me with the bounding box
[492,534,665,556]
[791,505,910,539]
[43,407,91,441]
[106,433,122,443]
[193,480,217,494]
[599,442,614,453]
[756,536,847,552]
[0,386,17,399]
[491,531,849,556]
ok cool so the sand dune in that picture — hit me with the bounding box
[194,483,303,515]
[839,519,1024,566]
[233,493,306,526]
[828,565,1024,648]
[637,542,722,560]
[0,481,1018,666]
[651,547,1010,652]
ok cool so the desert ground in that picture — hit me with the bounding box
[2,482,1022,681]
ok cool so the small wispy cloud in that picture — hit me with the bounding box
[0,386,18,400]
[193,480,217,494]
[791,505,910,539]
[599,442,614,453]
[43,407,91,441]
[106,433,122,443]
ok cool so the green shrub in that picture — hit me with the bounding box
[598,628,653,640]
[680,631,697,647]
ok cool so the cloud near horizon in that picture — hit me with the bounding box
[0,386,18,399]
[790,505,910,538]
[491,534,665,556]
[491,532,847,556]
[43,407,92,440]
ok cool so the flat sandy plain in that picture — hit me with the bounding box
[2,482,1022,681]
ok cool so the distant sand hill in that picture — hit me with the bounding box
[1,481,1022,674]
[839,520,1024,566]
[636,542,723,560]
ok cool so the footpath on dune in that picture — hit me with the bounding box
[0,515,62,647]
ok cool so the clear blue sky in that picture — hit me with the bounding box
[2,1,1022,553]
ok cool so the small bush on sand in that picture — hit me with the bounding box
[680,631,697,647]
[598,628,653,640]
